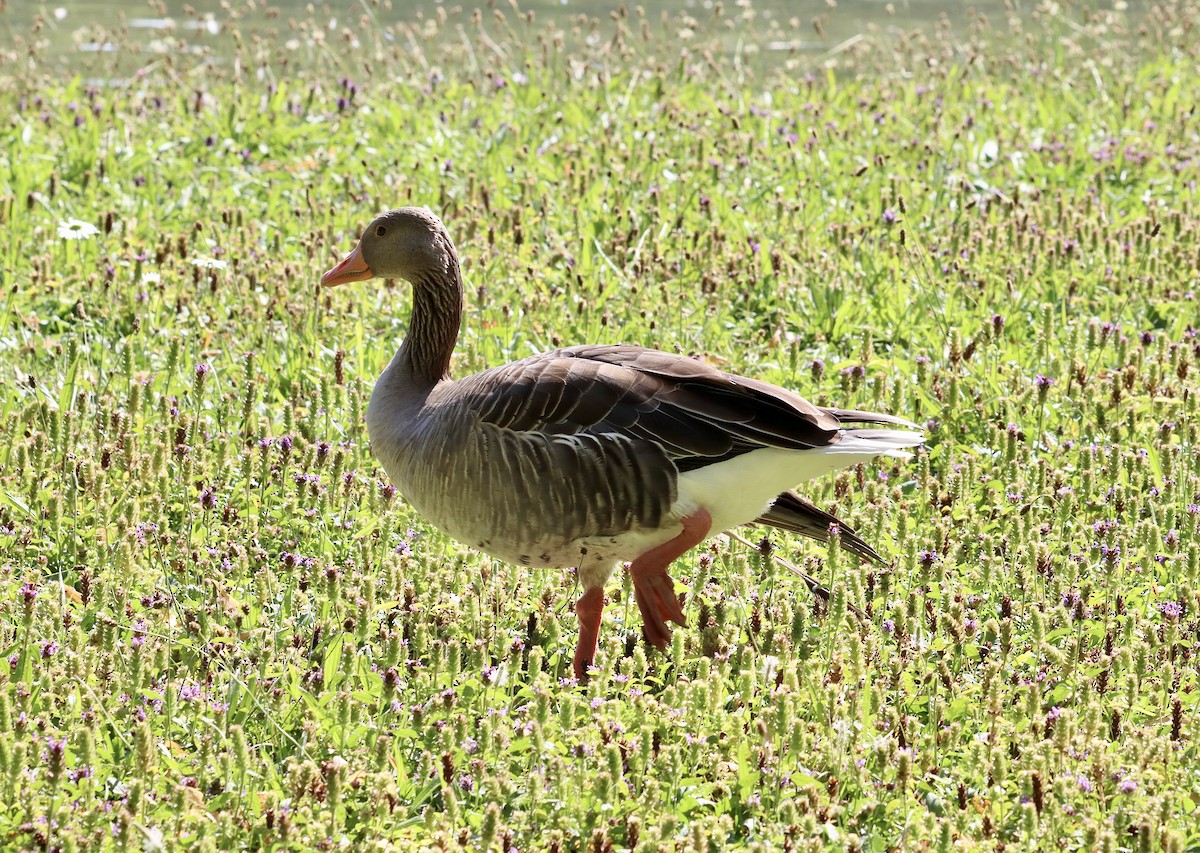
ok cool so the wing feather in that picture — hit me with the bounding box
[456,345,850,470]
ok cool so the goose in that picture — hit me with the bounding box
[322,207,922,680]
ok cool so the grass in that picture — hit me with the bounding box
[1,1,1199,850]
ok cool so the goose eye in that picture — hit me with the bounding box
[375,225,387,237]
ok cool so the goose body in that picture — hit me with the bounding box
[324,207,922,679]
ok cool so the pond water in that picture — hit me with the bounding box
[3,0,1077,75]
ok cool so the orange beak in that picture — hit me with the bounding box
[321,243,373,286]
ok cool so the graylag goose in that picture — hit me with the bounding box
[322,207,922,680]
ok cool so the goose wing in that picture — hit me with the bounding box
[462,344,850,471]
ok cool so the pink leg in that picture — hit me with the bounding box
[631,509,712,650]
[573,586,605,680]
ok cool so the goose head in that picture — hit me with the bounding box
[321,206,458,287]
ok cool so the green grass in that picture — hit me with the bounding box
[1,1,1200,850]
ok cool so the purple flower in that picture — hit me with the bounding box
[882,208,898,224]
[881,619,896,635]
[1034,374,1054,389]
[179,683,202,702]
[1076,774,1093,793]
[1119,778,1137,793]
[1159,601,1183,620]
[41,640,59,659]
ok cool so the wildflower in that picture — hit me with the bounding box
[1076,774,1093,793]
[881,619,896,635]
[41,640,59,658]
[45,737,67,784]
[57,218,100,240]
[20,581,38,623]
[882,208,898,224]
[190,256,228,270]
[179,683,202,702]
[1119,778,1137,793]
[1159,601,1183,620]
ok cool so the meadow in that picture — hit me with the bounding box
[1,1,1199,850]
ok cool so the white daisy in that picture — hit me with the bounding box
[57,218,100,240]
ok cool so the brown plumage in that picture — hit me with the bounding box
[323,207,922,679]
